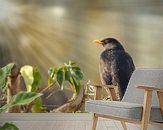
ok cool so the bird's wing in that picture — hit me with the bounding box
[112,51,135,96]
[99,51,113,85]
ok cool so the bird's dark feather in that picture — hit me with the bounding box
[99,49,135,99]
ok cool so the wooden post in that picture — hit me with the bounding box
[94,85,102,100]
[157,91,163,114]
[141,90,152,130]
[109,87,118,101]
[91,85,102,130]
[7,65,20,113]
[121,121,127,130]
[92,113,98,130]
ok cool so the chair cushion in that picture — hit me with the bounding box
[85,100,163,122]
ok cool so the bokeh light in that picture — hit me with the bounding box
[0,0,163,84]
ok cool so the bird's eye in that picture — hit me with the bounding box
[103,40,108,43]
[101,40,105,43]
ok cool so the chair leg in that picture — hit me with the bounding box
[141,123,148,130]
[121,121,127,130]
[92,113,98,130]
[141,90,152,130]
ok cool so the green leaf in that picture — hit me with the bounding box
[65,68,71,80]
[72,66,81,70]
[48,67,58,86]
[31,98,43,113]
[56,69,64,90]
[69,61,76,66]
[0,123,19,130]
[20,66,42,92]
[72,69,83,80]
[20,65,33,92]
[48,61,84,94]
[68,78,76,92]
[31,67,42,92]
[48,68,53,77]
[0,63,15,92]
[11,91,43,105]
[72,77,81,93]
[48,77,53,86]
[48,67,57,78]
[0,91,42,112]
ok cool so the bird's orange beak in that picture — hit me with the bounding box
[93,40,104,44]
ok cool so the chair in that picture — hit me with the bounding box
[85,69,163,130]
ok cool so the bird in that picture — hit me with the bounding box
[94,38,135,100]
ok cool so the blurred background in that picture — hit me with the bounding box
[0,0,163,84]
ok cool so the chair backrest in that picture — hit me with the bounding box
[122,68,163,107]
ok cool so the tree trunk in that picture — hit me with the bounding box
[52,86,85,113]
[6,65,21,113]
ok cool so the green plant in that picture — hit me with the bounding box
[0,61,84,114]
[0,63,43,130]
[0,63,15,93]
[48,61,84,98]
[0,63,43,112]
[0,91,43,112]
[20,65,42,92]
[20,65,44,112]
[0,123,19,130]
[0,91,42,130]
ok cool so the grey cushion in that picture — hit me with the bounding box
[122,69,163,106]
[85,100,163,122]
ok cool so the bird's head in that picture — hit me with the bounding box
[94,38,124,50]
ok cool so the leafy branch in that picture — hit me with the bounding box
[48,61,84,96]
[0,63,43,130]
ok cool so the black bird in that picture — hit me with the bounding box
[94,38,135,100]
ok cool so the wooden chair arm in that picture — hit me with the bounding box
[137,85,163,121]
[89,83,115,89]
[88,83,118,100]
[136,86,163,92]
